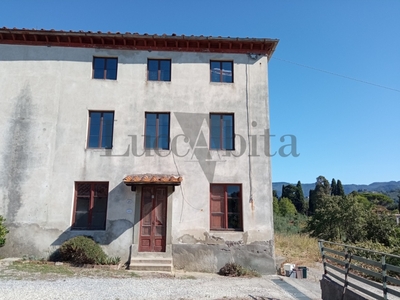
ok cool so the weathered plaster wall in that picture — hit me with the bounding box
[0,44,274,270]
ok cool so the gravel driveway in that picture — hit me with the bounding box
[0,271,297,300]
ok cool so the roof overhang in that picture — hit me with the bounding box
[123,174,183,186]
[0,28,279,57]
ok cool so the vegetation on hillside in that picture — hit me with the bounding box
[273,175,400,264]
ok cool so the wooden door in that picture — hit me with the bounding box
[139,186,167,252]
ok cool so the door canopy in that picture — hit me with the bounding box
[123,174,183,186]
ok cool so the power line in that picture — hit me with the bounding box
[272,57,400,93]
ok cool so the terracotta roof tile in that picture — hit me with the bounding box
[0,27,279,57]
[123,174,183,185]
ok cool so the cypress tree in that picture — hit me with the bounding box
[295,181,305,214]
[397,193,400,213]
[336,180,345,197]
[331,178,337,196]
[309,189,316,215]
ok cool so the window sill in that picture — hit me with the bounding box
[146,80,172,83]
[209,82,234,85]
[70,228,106,231]
[86,148,113,151]
[210,229,243,232]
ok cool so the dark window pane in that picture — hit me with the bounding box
[158,114,170,148]
[101,113,114,148]
[93,58,105,79]
[211,61,233,83]
[145,113,157,148]
[148,60,159,81]
[106,68,117,80]
[74,183,108,230]
[210,114,221,149]
[74,212,89,228]
[106,58,117,70]
[88,112,114,149]
[76,197,90,212]
[158,137,169,150]
[94,183,108,197]
[210,61,221,82]
[93,197,108,213]
[228,213,240,229]
[93,57,117,80]
[227,185,240,198]
[146,113,170,149]
[93,69,105,79]
[88,112,101,148]
[222,62,233,83]
[222,115,234,150]
[160,60,171,81]
[94,58,105,69]
[75,197,90,229]
[91,213,106,229]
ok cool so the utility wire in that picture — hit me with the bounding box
[272,57,400,93]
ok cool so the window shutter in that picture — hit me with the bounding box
[210,185,225,229]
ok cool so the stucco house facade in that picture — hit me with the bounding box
[0,28,278,273]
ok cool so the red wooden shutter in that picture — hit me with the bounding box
[210,185,225,229]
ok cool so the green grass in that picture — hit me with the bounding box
[179,275,197,279]
[10,262,74,276]
[2,261,140,279]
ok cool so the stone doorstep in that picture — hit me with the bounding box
[130,257,173,272]
[129,263,172,272]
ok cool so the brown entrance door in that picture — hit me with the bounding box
[139,186,167,252]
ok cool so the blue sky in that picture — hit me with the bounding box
[1,0,399,184]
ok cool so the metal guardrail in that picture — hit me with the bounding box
[319,240,400,300]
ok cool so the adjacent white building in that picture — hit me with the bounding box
[0,28,278,273]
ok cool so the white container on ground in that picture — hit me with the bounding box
[283,263,296,277]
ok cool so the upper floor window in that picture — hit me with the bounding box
[88,111,114,149]
[72,182,108,230]
[210,61,233,83]
[210,113,234,150]
[93,57,118,80]
[210,184,242,231]
[148,59,171,81]
[145,113,170,150]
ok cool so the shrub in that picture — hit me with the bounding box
[0,215,9,247]
[59,236,107,265]
[218,263,260,277]
[274,214,308,235]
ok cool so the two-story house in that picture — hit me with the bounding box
[0,28,278,273]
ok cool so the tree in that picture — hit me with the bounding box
[279,197,297,217]
[295,181,305,213]
[331,179,337,196]
[273,190,278,199]
[273,197,280,215]
[0,216,8,247]
[358,192,394,207]
[336,180,345,197]
[308,189,316,215]
[398,192,400,213]
[308,176,330,215]
[307,195,368,243]
[316,175,331,196]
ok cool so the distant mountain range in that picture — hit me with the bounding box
[273,181,400,199]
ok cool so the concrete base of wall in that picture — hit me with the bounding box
[172,241,275,274]
[320,275,368,300]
